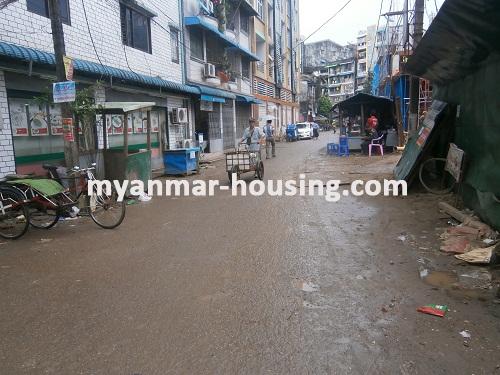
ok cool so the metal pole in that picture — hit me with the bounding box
[408,0,425,135]
[48,0,79,169]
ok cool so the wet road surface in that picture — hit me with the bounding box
[1,135,499,374]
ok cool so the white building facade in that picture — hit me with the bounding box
[0,0,197,176]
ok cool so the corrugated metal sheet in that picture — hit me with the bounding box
[0,41,199,95]
[406,0,500,84]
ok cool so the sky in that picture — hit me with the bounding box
[299,0,446,45]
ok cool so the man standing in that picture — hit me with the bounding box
[240,118,264,153]
[263,119,276,159]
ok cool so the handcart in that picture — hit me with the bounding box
[225,145,264,183]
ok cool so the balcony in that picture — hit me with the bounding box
[185,16,260,61]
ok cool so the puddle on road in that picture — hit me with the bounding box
[422,270,496,300]
[423,271,458,288]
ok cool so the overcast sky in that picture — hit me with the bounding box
[299,0,446,45]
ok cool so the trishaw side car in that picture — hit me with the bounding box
[226,145,264,183]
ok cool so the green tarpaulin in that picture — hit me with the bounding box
[7,179,65,197]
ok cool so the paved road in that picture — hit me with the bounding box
[1,135,499,374]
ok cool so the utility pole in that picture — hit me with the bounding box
[408,0,425,135]
[48,0,78,169]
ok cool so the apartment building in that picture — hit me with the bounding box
[183,0,262,152]
[302,39,350,70]
[0,0,197,176]
[253,0,300,133]
[325,58,356,104]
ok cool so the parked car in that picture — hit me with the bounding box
[296,122,312,140]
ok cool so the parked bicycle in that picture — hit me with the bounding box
[0,164,126,239]
[0,183,30,239]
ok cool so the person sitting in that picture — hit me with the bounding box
[366,110,379,135]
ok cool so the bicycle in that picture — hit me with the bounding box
[6,164,126,236]
[0,183,30,239]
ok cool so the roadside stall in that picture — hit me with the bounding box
[99,102,157,188]
[332,93,397,151]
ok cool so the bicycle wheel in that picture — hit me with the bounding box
[87,189,126,229]
[419,158,455,195]
[0,187,29,239]
[256,161,264,180]
[28,204,60,229]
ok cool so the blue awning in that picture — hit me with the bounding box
[0,41,199,95]
[185,16,260,62]
[235,94,263,105]
[190,84,236,100]
[201,94,225,103]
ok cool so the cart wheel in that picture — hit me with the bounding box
[228,165,240,185]
[256,161,264,180]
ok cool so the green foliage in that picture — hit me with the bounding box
[317,96,332,117]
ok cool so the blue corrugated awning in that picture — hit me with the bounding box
[0,41,199,95]
[201,94,225,103]
[190,84,236,100]
[185,16,260,62]
[235,94,263,105]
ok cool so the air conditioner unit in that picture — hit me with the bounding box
[204,63,216,78]
[172,108,188,124]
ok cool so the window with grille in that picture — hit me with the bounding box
[120,4,152,53]
[170,28,179,63]
[27,0,70,24]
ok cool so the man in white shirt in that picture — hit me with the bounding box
[263,120,276,159]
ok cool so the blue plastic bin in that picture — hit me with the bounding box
[163,147,200,175]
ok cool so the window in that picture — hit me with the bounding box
[257,0,263,19]
[27,0,70,24]
[267,5,273,36]
[120,4,152,53]
[170,28,179,63]
[190,28,204,61]
[241,58,250,79]
[240,13,249,34]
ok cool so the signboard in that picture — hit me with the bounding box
[394,100,449,181]
[111,115,124,135]
[53,81,76,103]
[30,111,49,136]
[445,143,465,182]
[8,98,29,136]
[200,100,213,112]
[62,118,74,142]
[133,112,144,133]
[63,56,74,81]
[151,111,159,133]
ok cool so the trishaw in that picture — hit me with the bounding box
[225,145,264,183]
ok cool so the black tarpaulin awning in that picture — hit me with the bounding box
[331,93,393,112]
[405,0,500,84]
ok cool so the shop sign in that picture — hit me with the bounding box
[200,100,213,112]
[62,118,75,142]
[30,113,49,136]
[53,81,76,103]
[63,56,74,81]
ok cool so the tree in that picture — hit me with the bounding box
[363,71,374,94]
[317,95,332,118]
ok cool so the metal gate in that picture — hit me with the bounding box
[236,103,251,142]
[222,101,235,150]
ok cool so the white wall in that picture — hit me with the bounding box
[0,71,15,177]
[0,0,183,83]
